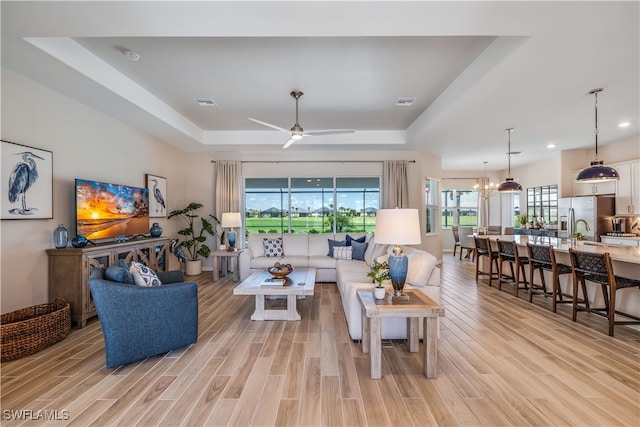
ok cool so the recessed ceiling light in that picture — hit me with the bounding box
[618,121,631,128]
[547,143,556,149]
[194,98,217,107]
[123,50,140,62]
[396,98,416,107]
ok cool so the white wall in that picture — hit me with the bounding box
[1,68,190,314]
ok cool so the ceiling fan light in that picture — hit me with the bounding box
[291,134,303,140]
[576,161,620,182]
[497,177,522,193]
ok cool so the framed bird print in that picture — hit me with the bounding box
[145,174,167,218]
[1,140,53,219]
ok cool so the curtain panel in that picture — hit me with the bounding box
[382,160,409,208]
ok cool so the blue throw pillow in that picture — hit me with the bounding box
[104,264,134,284]
[351,240,369,261]
[346,234,366,246]
[327,239,347,257]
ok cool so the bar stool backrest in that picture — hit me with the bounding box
[474,236,490,254]
[527,243,552,266]
[497,239,516,257]
[452,225,460,244]
[568,249,612,282]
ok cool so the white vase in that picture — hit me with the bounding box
[185,259,202,275]
[374,287,386,300]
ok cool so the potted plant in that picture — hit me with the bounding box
[518,214,528,229]
[168,202,221,275]
[367,260,390,299]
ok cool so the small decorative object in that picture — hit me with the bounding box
[71,235,95,248]
[145,174,167,218]
[267,262,293,278]
[1,140,53,219]
[150,222,163,237]
[374,287,387,300]
[373,208,421,301]
[518,215,528,229]
[367,260,390,300]
[53,224,68,249]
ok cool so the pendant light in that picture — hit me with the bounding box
[576,88,620,182]
[498,128,523,193]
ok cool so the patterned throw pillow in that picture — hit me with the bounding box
[129,261,162,287]
[333,246,353,260]
[263,237,284,257]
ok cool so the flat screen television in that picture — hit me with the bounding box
[75,178,149,240]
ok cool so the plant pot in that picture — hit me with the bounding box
[374,287,386,300]
[219,244,226,251]
[185,260,202,276]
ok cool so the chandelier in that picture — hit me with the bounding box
[474,161,498,200]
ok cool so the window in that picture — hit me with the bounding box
[245,177,380,234]
[425,178,439,234]
[441,189,478,228]
[526,185,558,224]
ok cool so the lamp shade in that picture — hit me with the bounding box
[576,161,620,182]
[221,212,241,228]
[374,208,421,245]
[497,177,523,193]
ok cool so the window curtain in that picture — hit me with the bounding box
[383,160,409,208]
[214,160,241,222]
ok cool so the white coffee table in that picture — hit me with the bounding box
[233,268,316,321]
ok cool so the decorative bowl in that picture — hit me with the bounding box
[267,266,293,278]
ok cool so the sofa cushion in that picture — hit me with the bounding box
[283,233,308,256]
[327,239,347,257]
[263,237,284,257]
[333,246,353,260]
[401,246,437,287]
[309,233,332,256]
[364,240,390,266]
[104,262,134,284]
[248,233,281,257]
[351,240,368,261]
[308,255,337,269]
[346,233,366,245]
[129,261,162,287]
[281,255,309,268]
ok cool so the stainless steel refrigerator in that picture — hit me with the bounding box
[558,195,615,241]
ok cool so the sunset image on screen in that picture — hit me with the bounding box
[75,179,149,239]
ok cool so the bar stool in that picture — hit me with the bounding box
[496,239,529,297]
[458,226,475,261]
[474,236,499,286]
[526,243,573,311]
[568,248,640,336]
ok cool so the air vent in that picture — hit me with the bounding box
[194,98,217,107]
[396,97,416,107]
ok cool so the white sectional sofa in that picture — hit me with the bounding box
[238,232,441,340]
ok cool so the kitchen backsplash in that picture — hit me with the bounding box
[624,216,640,236]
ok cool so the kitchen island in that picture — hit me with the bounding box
[482,234,640,325]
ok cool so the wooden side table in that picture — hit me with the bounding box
[212,249,243,282]
[357,289,444,379]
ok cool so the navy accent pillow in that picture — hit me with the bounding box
[327,239,347,257]
[104,264,134,284]
[351,240,369,261]
[346,234,366,246]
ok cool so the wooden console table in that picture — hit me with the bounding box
[47,238,171,328]
[357,289,444,379]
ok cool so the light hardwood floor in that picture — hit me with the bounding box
[2,256,639,426]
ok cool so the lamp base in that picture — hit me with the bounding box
[391,292,410,301]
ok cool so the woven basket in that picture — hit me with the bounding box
[1,298,71,362]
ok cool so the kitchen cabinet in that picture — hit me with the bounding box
[615,161,640,215]
[47,238,171,328]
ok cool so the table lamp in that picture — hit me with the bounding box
[221,212,242,251]
[374,208,421,300]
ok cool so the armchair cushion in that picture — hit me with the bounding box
[104,259,134,284]
[129,261,162,287]
[89,267,198,368]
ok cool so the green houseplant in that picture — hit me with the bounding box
[367,260,390,299]
[517,214,528,228]
[168,202,220,275]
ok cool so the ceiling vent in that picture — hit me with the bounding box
[396,97,416,107]
[194,98,217,107]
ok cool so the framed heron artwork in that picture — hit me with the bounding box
[1,140,53,219]
[145,173,167,218]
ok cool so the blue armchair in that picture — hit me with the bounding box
[88,264,198,368]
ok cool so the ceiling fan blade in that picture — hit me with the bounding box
[282,136,298,149]
[304,129,356,136]
[248,118,290,134]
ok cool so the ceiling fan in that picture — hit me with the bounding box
[249,90,355,149]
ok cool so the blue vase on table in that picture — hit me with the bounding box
[150,223,163,237]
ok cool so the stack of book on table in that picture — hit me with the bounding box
[260,277,287,286]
